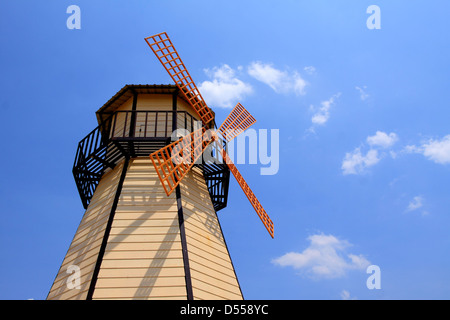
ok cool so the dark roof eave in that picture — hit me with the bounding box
[95,84,180,125]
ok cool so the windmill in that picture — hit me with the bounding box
[47,32,273,300]
[145,32,274,239]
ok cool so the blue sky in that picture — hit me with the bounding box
[1,0,450,300]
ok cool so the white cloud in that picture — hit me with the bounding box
[402,135,450,165]
[310,93,341,126]
[355,86,369,101]
[421,135,450,164]
[340,290,356,300]
[403,144,421,154]
[367,131,399,149]
[341,148,380,175]
[293,72,308,95]
[248,61,307,95]
[406,196,424,212]
[304,66,316,75]
[342,131,399,175]
[311,110,329,125]
[272,233,370,279]
[199,64,253,108]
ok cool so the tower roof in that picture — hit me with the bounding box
[95,84,180,126]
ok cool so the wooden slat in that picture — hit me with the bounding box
[219,146,274,238]
[149,127,215,196]
[217,102,256,141]
[47,164,124,300]
[145,32,214,126]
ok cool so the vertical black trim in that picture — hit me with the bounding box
[169,89,178,143]
[172,89,178,134]
[86,157,130,300]
[176,185,194,300]
[129,90,138,136]
[212,206,245,300]
[128,90,138,157]
[173,89,194,299]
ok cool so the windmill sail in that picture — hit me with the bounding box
[149,126,215,196]
[219,145,274,238]
[145,32,214,126]
[218,102,256,142]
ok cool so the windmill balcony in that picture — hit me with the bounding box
[73,109,230,211]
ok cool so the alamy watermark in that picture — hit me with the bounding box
[366,264,381,290]
[66,5,81,30]
[367,5,381,30]
[66,265,81,289]
[171,121,280,176]
[66,5,380,31]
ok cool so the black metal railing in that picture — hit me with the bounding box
[73,110,229,211]
[109,110,199,139]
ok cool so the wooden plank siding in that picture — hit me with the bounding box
[49,157,241,300]
[47,161,125,300]
[92,157,186,300]
[136,94,173,111]
[180,167,243,300]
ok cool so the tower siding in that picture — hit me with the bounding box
[47,161,125,300]
[180,167,243,300]
[92,158,186,300]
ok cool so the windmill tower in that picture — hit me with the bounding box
[47,32,273,300]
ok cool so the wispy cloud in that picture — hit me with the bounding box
[403,135,450,165]
[247,61,308,95]
[304,66,316,75]
[342,131,399,175]
[340,290,357,300]
[272,233,370,279]
[305,93,342,136]
[406,196,424,212]
[342,148,380,175]
[199,64,253,108]
[355,85,369,101]
[311,93,341,126]
[367,131,399,149]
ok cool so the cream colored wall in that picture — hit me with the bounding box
[92,157,186,300]
[180,167,243,300]
[47,161,125,300]
[49,157,241,300]
[108,94,199,139]
[109,97,133,138]
[136,94,172,111]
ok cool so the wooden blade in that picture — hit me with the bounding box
[149,127,215,196]
[218,103,256,142]
[145,32,214,126]
[219,145,274,238]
